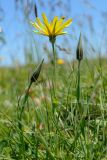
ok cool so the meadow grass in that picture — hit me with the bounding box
[0,57,107,160]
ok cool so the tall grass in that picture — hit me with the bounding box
[0,39,107,159]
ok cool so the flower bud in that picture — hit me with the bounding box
[30,59,44,83]
[76,33,83,61]
[34,3,38,18]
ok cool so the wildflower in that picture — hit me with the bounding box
[57,59,65,65]
[31,13,72,43]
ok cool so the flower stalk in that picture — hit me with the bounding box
[76,33,83,105]
[49,36,56,99]
[52,42,56,97]
[18,59,44,129]
[77,59,81,104]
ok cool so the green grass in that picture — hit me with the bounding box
[0,58,107,160]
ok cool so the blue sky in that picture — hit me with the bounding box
[0,0,107,66]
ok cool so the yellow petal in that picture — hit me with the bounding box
[36,17,45,29]
[55,18,72,34]
[63,18,73,27]
[56,18,63,29]
[31,21,49,35]
[42,13,51,35]
[55,31,67,36]
[33,30,49,36]
[36,18,48,31]
[36,18,49,35]
[50,16,58,33]
[50,16,58,26]
[30,21,41,30]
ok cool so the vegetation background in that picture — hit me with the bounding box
[0,0,107,159]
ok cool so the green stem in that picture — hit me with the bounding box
[17,82,32,157]
[77,60,81,105]
[51,42,56,97]
[19,81,32,129]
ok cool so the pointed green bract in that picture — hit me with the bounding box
[30,59,44,83]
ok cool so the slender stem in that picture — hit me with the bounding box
[19,81,32,129]
[52,42,56,81]
[18,82,32,156]
[77,60,81,105]
[51,41,56,97]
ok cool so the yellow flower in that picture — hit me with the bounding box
[57,59,65,65]
[31,13,72,42]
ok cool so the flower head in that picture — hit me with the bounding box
[31,13,72,42]
[57,59,65,65]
